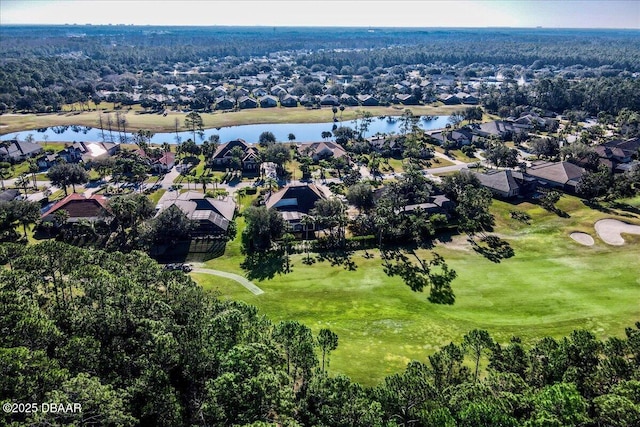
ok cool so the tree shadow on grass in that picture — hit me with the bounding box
[584,200,639,219]
[241,250,287,281]
[468,234,515,263]
[316,249,358,271]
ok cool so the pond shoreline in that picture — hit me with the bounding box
[1,113,453,144]
[0,104,461,136]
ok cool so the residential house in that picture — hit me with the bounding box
[0,140,43,163]
[214,96,235,110]
[525,160,586,192]
[280,94,299,107]
[0,189,19,202]
[439,94,461,105]
[357,95,379,106]
[212,85,227,97]
[428,128,474,147]
[41,193,111,224]
[474,121,523,140]
[297,141,349,162]
[237,96,258,109]
[151,151,176,173]
[252,88,268,97]
[265,184,328,232]
[37,153,59,169]
[393,83,409,93]
[234,87,250,97]
[38,141,119,167]
[470,169,521,198]
[595,145,627,164]
[393,93,419,105]
[513,113,555,131]
[398,194,455,216]
[601,138,639,163]
[456,92,479,105]
[300,94,319,106]
[162,190,236,236]
[339,94,359,106]
[319,95,340,106]
[259,95,279,108]
[209,139,260,172]
[270,85,288,97]
[368,135,402,156]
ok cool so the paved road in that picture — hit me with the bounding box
[191,265,264,295]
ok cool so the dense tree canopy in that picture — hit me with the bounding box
[0,241,640,427]
[2,242,640,426]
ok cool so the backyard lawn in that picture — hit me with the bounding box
[193,195,640,386]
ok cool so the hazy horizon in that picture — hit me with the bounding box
[1,0,638,29]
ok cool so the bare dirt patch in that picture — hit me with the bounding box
[570,232,595,246]
[437,234,472,251]
[595,219,640,246]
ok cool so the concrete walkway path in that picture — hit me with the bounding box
[432,150,466,165]
[191,264,264,295]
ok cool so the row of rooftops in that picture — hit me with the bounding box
[40,190,237,235]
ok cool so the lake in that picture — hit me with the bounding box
[1,115,450,144]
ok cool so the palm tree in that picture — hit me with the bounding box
[16,200,40,238]
[199,175,211,193]
[264,177,278,194]
[318,159,331,183]
[0,163,12,190]
[16,173,30,195]
[368,154,381,180]
[211,176,220,191]
[28,159,39,188]
[300,214,315,263]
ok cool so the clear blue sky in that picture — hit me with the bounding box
[1,0,638,28]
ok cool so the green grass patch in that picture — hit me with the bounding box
[147,189,166,205]
[194,194,640,386]
[428,157,456,168]
[382,158,405,174]
[433,146,478,163]
[620,196,640,208]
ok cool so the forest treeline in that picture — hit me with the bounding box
[1,26,640,115]
[1,242,639,426]
[2,26,639,69]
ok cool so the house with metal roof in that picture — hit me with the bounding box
[162,191,236,236]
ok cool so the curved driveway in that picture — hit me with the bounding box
[191,266,264,295]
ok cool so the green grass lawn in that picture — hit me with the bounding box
[147,189,166,205]
[194,195,640,387]
[381,158,405,174]
[433,146,478,163]
[428,157,456,168]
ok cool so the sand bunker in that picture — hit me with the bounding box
[570,232,594,246]
[595,219,640,246]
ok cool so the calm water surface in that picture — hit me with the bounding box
[1,116,450,144]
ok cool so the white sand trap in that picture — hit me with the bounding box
[595,219,640,246]
[570,232,594,246]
